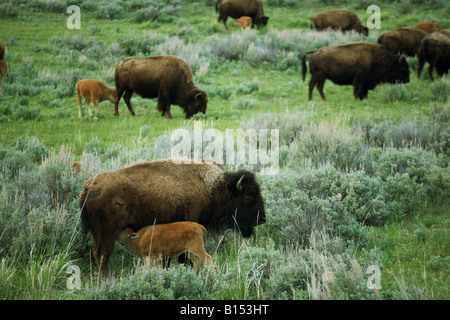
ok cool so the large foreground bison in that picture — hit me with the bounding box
[79,159,266,277]
[418,30,450,80]
[312,9,368,36]
[216,0,269,29]
[378,27,427,57]
[301,42,410,100]
[114,55,208,119]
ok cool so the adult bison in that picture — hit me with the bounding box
[301,42,410,101]
[418,30,450,80]
[312,9,368,36]
[377,27,427,57]
[216,0,269,30]
[114,55,208,119]
[79,159,266,277]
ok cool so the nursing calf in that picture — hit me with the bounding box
[117,222,213,271]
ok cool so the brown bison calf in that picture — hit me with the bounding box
[414,22,441,33]
[235,16,252,29]
[76,79,118,118]
[117,222,213,271]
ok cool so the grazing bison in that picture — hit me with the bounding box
[79,159,266,277]
[117,222,213,271]
[301,42,410,101]
[414,22,441,33]
[418,30,450,80]
[312,9,368,36]
[0,59,8,85]
[378,27,427,57]
[76,79,118,118]
[114,55,207,119]
[235,16,252,29]
[216,0,269,30]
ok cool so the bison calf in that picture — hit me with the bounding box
[235,16,252,29]
[117,222,213,271]
[76,79,118,118]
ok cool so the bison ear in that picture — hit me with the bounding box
[129,233,139,239]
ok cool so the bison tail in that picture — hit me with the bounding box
[301,51,315,82]
[79,185,90,235]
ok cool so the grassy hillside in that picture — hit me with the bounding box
[0,0,449,300]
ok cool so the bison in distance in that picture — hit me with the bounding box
[216,0,269,30]
[114,55,208,119]
[418,30,450,80]
[76,79,118,118]
[378,27,427,57]
[312,9,368,36]
[302,42,410,101]
[79,159,266,277]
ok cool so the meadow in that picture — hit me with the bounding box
[0,0,449,300]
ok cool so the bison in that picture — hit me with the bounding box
[377,27,427,57]
[301,42,410,101]
[76,79,118,118]
[117,222,213,271]
[0,59,8,86]
[114,55,207,119]
[418,30,450,80]
[235,16,252,30]
[312,9,368,36]
[216,0,268,30]
[79,159,266,277]
[414,22,441,33]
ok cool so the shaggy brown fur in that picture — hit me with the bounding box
[0,41,5,60]
[235,16,252,29]
[216,0,268,30]
[0,59,8,85]
[114,55,207,119]
[79,159,266,277]
[418,30,450,80]
[312,9,368,36]
[414,22,441,33]
[117,222,213,271]
[301,42,410,101]
[378,27,427,57]
[76,79,118,118]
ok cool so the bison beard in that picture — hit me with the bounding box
[79,160,266,277]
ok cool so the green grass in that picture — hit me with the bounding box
[0,0,449,300]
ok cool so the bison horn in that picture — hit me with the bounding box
[129,233,139,239]
[194,92,203,100]
[236,175,245,191]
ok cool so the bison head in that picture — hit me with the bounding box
[223,170,266,237]
[185,88,208,118]
[392,55,410,84]
[361,26,369,36]
[257,16,269,28]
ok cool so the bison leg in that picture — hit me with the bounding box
[157,95,172,119]
[77,93,83,119]
[308,77,318,100]
[93,99,100,111]
[85,98,94,117]
[123,89,136,116]
[316,79,326,101]
[218,15,228,30]
[114,86,125,116]
[92,235,116,278]
[428,65,435,81]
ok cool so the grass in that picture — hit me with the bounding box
[0,0,449,300]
